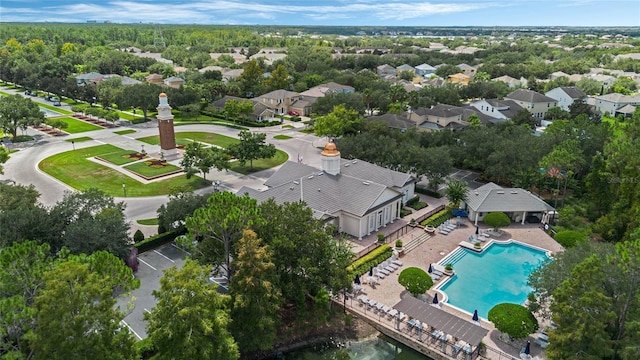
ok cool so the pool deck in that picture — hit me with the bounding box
[350,218,563,360]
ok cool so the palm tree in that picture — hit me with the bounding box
[445,179,469,208]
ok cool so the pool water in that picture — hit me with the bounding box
[437,242,550,319]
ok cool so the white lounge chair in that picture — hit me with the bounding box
[387,259,399,270]
[359,296,368,306]
[378,265,390,276]
[388,309,398,318]
[534,338,549,348]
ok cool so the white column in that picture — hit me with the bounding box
[521,211,527,225]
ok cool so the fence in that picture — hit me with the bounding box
[413,204,446,225]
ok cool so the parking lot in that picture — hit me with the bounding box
[116,243,187,339]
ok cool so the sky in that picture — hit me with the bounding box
[1,0,639,27]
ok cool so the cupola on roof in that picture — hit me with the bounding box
[321,142,340,157]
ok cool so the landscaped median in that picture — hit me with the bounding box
[38,144,207,197]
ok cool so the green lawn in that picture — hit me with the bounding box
[114,129,136,135]
[137,132,240,148]
[39,102,73,115]
[124,160,182,178]
[97,148,146,165]
[66,136,92,142]
[229,149,289,175]
[38,144,207,197]
[57,117,103,133]
[273,134,292,140]
[137,218,158,226]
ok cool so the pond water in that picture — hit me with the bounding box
[282,335,431,360]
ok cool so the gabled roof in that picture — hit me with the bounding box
[377,64,395,71]
[260,89,300,100]
[616,104,637,114]
[549,86,586,100]
[492,75,520,84]
[365,113,414,130]
[506,89,556,103]
[164,76,184,83]
[241,160,410,217]
[75,72,103,80]
[397,64,415,71]
[465,182,555,213]
[423,104,463,118]
[415,63,436,71]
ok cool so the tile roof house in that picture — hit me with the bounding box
[505,89,558,120]
[456,64,477,77]
[146,73,164,85]
[491,75,525,88]
[545,86,587,111]
[74,72,103,86]
[463,182,555,225]
[300,82,354,99]
[238,143,416,239]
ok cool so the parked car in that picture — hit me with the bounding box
[24,90,32,96]
[53,99,61,106]
[288,110,300,116]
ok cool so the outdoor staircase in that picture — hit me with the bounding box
[402,231,431,253]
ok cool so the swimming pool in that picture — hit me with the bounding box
[436,241,550,319]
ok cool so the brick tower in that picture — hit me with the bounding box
[157,93,176,150]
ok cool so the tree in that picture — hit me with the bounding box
[511,108,536,129]
[483,212,510,231]
[488,303,538,340]
[545,107,569,121]
[185,191,264,282]
[576,77,603,95]
[0,94,45,138]
[133,229,145,243]
[398,267,433,297]
[45,118,68,134]
[229,230,282,352]
[0,183,52,247]
[445,179,468,208]
[145,259,239,360]
[239,59,264,97]
[264,64,290,91]
[178,103,201,121]
[554,230,586,248]
[313,104,361,140]
[156,191,209,233]
[227,130,276,170]
[547,255,616,359]
[32,251,139,360]
[48,189,131,257]
[181,141,231,181]
[119,82,160,119]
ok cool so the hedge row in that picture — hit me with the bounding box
[415,186,443,198]
[347,244,393,277]
[134,229,185,253]
[421,208,453,227]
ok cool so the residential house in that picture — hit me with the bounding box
[377,64,396,77]
[457,64,477,77]
[423,77,446,87]
[365,113,415,131]
[491,75,525,88]
[591,93,640,116]
[448,73,470,85]
[250,48,287,66]
[505,89,558,120]
[300,82,354,99]
[146,73,163,85]
[211,95,275,122]
[163,76,185,89]
[238,143,416,239]
[545,86,586,111]
[221,69,244,83]
[463,182,555,225]
[396,64,416,75]
[74,72,103,86]
[257,89,308,115]
[209,52,247,64]
[588,73,616,90]
[470,99,524,122]
[415,63,437,77]
[409,104,470,131]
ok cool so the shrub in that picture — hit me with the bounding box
[421,208,453,227]
[395,239,403,248]
[488,303,539,339]
[398,267,433,296]
[444,263,453,271]
[483,212,511,230]
[133,229,145,243]
[346,244,393,276]
[415,186,442,198]
[406,195,420,206]
[400,208,412,217]
[554,230,586,248]
[135,337,157,359]
[377,233,385,242]
[134,229,185,252]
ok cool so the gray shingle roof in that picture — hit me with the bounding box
[558,86,586,99]
[366,113,414,130]
[243,159,413,217]
[465,182,554,213]
[506,89,556,103]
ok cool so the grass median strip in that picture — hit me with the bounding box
[57,116,103,133]
[137,132,240,148]
[39,144,207,197]
[123,160,182,178]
